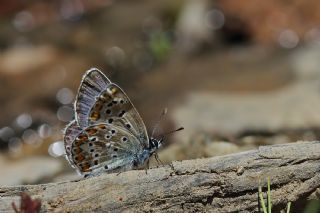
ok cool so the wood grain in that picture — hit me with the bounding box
[1,141,320,212]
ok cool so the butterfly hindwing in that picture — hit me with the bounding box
[64,120,82,167]
[71,123,143,175]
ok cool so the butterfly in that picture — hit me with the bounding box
[63,68,182,177]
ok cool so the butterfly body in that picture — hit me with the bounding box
[64,68,163,176]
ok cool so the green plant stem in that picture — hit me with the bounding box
[267,177,272,213]
[286,202,291,213]
[259,186,267,213]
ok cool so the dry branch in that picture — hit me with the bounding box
[1,141,320,212]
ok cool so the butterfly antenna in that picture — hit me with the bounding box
[156,127,184,139]
[151,108,168,138]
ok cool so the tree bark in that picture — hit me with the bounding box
[1,141,320,213]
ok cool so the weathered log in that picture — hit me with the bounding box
[1,141,320,212]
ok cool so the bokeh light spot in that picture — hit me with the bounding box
[48,141,65,157]
[16,113,33,129]
[278,29,299,49]
[22,129,41,145]
[8,137,22,153]
[56,88,74,105]
[205,9,225,30]
[38,124,52,139]
[105,46,126,67]
[0,127,14,141]
[13,11,35,32]
[57,106,74,122]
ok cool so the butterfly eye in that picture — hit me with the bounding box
[153,140,158,147]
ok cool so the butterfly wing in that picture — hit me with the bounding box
[71,123,143,175]
[75,68,111,128]
[75,68,149,147]
[63,120,82,167]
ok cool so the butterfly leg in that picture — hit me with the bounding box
[155,153,175,171]
[154,153,164,167]
[144,160,150,174]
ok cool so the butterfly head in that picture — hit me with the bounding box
[133,137,163,168]
[148,127,184,152]
[149,137,163,152]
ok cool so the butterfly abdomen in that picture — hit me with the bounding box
[134,149,152,168]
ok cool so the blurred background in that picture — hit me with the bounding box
[1,0,320,200]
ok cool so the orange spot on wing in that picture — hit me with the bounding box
[77,154,85,161]
[82,163,91,172]
[95,102,103,110]
[86,128,98,135]
[97,124,107,129]
[111,87,117,94]
[72,148,82,154]
[77,134,88,142]
[90,111,100,121]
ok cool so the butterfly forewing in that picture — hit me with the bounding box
[76,69,149,147]
[71,124,142,175]
[75,68,111,128]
